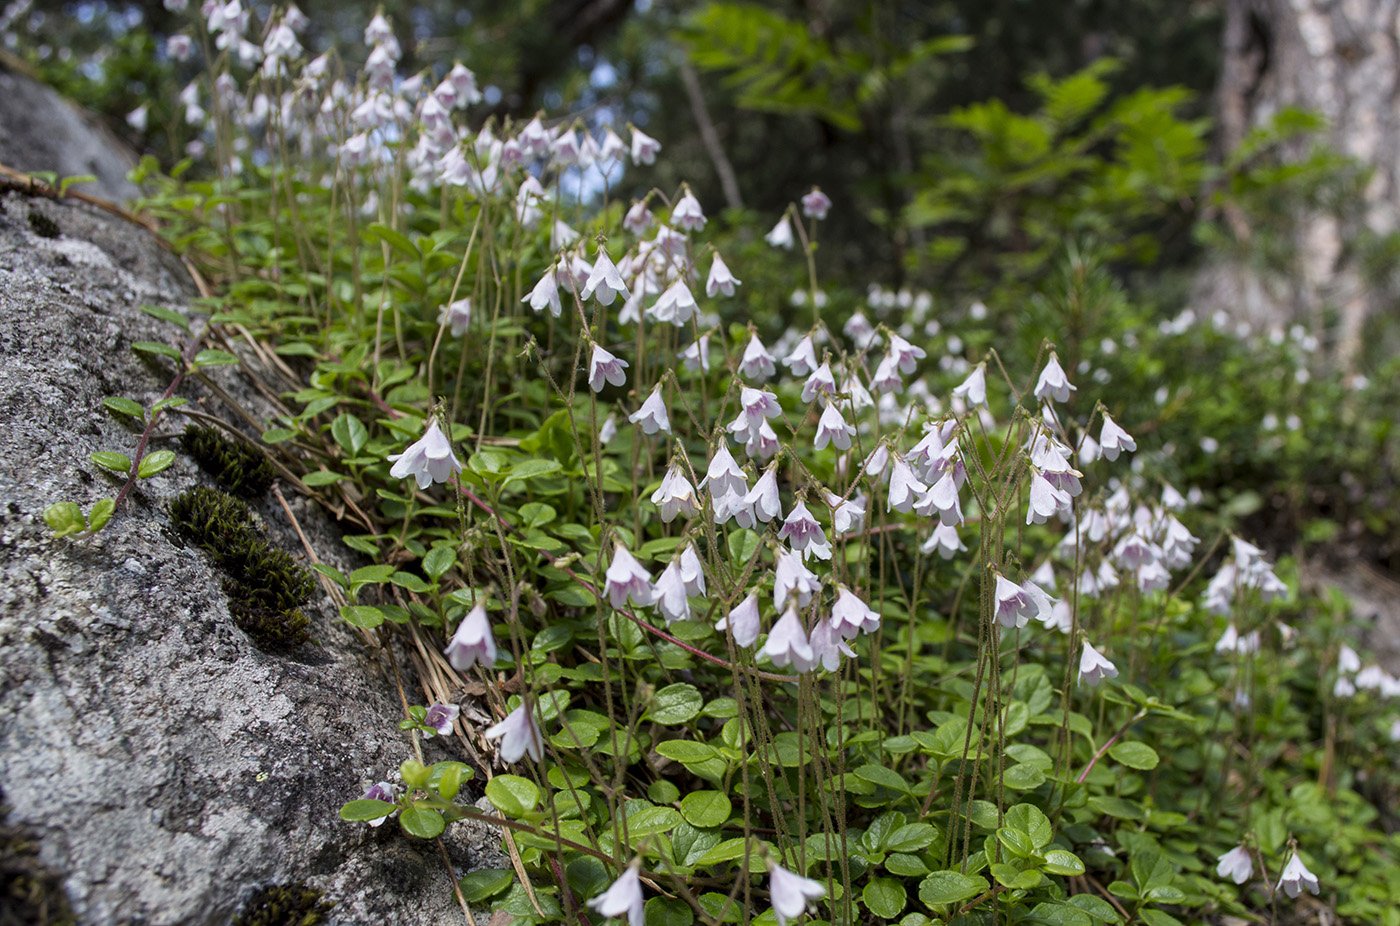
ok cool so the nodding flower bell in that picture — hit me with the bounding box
[766,215,795,250]
[443,603,497,671]
[801,362,837,403]
[783,336,818,377]
[484,702,543,763]
[953,363,988,407]
[830,585,880,639]
[671,189,706,231]
[681,335,710,372]
[773,549,821,611]
[654,560,691,624]
[581,250,630,306]
[1078,639,1118,687]
[768,860,826,926]
[739,335,777,381]
[588,344,629,393]
[715,592,761,647]
[801,187,832,221]
[587,861,645,926]
[814,403,856,452]
[778,500,831,561]
[437,297,472,336]
[628,386,671,435]
[706,252,741,297]
[650,464,698,523]
[1034,352,1077,403]
[757,605,816,672]
[1276,851,1320,898]
[700,442,748,503]
[605,543,656,609]
[388,420,462,489]
[1216,846,1253,885]
[630,127,661,165]
[522,266,562,316]
[1099,412,1137,461]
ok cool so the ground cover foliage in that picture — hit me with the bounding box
[20,2,1400,925]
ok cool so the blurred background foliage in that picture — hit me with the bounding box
[6,0,1397,568]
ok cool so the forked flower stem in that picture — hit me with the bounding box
[1076,708,1148,784]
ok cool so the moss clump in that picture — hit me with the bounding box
[230,882,334,926]
[27,210,59,239]
[0,795,77,926]
[169,487,315,652]
[180,424,275,498]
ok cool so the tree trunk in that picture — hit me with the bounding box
[1199,0,1400,367]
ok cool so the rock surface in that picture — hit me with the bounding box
[0,193,502,923]
[0,54,140,204]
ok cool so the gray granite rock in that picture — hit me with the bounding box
[0,56,140,204]
[0,193,502,924]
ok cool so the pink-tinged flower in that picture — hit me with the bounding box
[921,523,966,560]
[783,336,818,377]
[361,781,397,826]
[624,200,654,235]
[739,335,777,381]
[715,592,762,647]
[700,443,748,502]
[389,420,463,489]
[551,128,580,166]
[649,280,698,327]
[1136,560,1171,592]
[758,605,817,672]
[1276,852,1320,898]
[1078,640,1118,687]
[914,472,963,527]
[1032,441,1083,497]
[587,861,645,926]
[778,500,831,561]
[444,603,497,671]
[364,12,395,46]
[599,415,618,445]
[628,386,671,435]
[1160,516,1199,569]
[826,490,865,537]
[809,619,855,671]
[672,190,706,231]
[1034,353,1076,403]
[679,545,706,597]
[707,252,741,297]
[830,586,880,639]
[745,421,781,461]
[814,404,856,452]
[581,250,631,306]
[127,104,149,132]
[598,127,627,161]
[520,116,551,157]
[1216,846,1252,884]
[953,363,987,407]
[588,344,629,393]
[742,469,784,525]
[681,335,710,372]
[769,860,826,926]
[1113,531,1158,570]
[886,455,928,514]
[887,333,926,374]
[654,560,691,624]
[167,33,195,61]
[739,386,783,424]
[870,354,903,395]
[801,187,831,221]
[446,62,482,106]
[485,702,544,763]
[993,573,1040,629]
[1099,413,1137,461]
[844,311,875,346]
[774,550,821,611]
[801,362,837,403]
[711,489,745,527]
[650,465,698,523]
[605,543,656,609]
[766,215,795,249]
[1027,471,1072,525]
[630,127,661,165]
[423,703,460,736]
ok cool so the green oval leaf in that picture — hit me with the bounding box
[679,791,732,828]
[141,304,191,332]
[1043,849,1086,876]
[647,683,703,724]
[192,348,240,368]
[340,799,396,821]
[339,605,385,628]
[137,450,175,478]
[400,806,446,838]
[262,427,297,444]
[90,451,132,473]
[918,870,988,907]
[863,878,907,919]
[87,498,116,532]
[486,775,540,817]
[132,341,182,360]
[302,470,344,486]
[458,869,514,903]
[423,546,456,580]
[43,502,86,537]
[1108,741,1160,770]
[103,397,145,418]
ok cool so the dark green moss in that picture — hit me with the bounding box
[27,210,59,239]
[0,794,77,926]
[230,882,334,926]
[180,424,275,498]
[169,487,315,652]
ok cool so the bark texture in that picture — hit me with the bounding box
[1200,0,1400,365]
